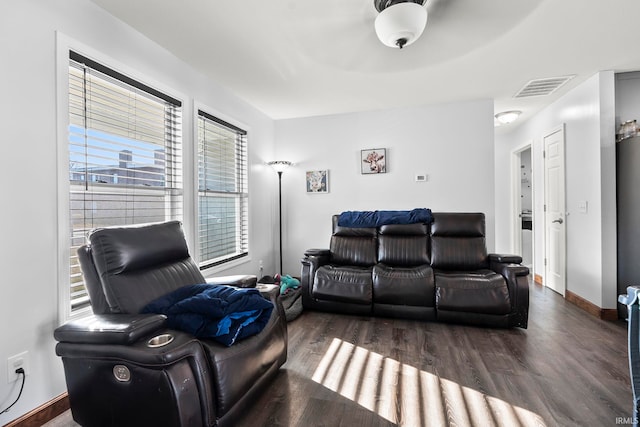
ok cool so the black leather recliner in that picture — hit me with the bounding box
[54,221,288,427]
[301,212,529,328]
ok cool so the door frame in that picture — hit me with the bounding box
[510,141,534,264]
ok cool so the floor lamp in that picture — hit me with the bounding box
[268,160,292,275]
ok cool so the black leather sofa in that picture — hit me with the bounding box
[54,221,288,427]
[301,212,529,328]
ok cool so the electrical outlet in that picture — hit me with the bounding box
[7,351,29,383]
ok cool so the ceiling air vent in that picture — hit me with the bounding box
[514,75,575,98]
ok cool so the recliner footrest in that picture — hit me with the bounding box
[313,265,373,305]
[436,270,511,315]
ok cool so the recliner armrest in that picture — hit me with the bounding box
[54,314,167,345]
[304,248,331,258]
[301,249,331,309]
[303,249,331,268]
[488,258,529,328]
[489,253,529,278]
[489,253,523,264]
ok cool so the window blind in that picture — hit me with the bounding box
[197,110,248,269]
[68,52,183,313]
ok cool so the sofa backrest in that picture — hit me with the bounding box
[330,215,377,266]
[430,212,488,270]
[378,223,430,267]
[82,220,206,314]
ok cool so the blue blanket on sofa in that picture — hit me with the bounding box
[142,284,273,346]
[338,208,432,228]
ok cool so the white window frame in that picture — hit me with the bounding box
[193,101,251,275]
[56,34,190,323]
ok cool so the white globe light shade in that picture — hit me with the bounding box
[374,2,428,48]
[495,110,522,125]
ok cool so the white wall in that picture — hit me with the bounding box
[275,99,496,276]
[0,0,277,422]
[495,71,617,309]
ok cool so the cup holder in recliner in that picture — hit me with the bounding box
[147,333,174,348]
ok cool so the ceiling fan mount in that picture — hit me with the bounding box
[374,0,426,13]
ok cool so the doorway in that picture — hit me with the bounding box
[519,148,533,269]
[511,144,534,270]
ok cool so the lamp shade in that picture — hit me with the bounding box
[267,160,292,173]
[374,2,428,49]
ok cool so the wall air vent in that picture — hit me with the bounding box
[514,75,575,98]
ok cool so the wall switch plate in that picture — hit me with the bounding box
[415,173,428,182]
[7,351,29,383]
[578,200,588,213]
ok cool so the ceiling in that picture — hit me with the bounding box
[90,0,640,127]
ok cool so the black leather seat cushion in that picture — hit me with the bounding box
[435,270,510,315]
[373,263,434,307]
[313,265,373,305]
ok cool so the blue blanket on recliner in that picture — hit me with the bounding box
[142,284,273,346]
[338,208,432,228]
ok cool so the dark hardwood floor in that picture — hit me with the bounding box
[46,282,631,427]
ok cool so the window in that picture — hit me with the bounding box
[67,51,183,315]
[197,110,248,269]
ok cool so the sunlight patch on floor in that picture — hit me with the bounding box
[312,338,547,426]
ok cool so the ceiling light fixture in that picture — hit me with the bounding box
[495,110,522,125]
[374,0,427,49]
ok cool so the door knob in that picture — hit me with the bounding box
[552,218,563,224]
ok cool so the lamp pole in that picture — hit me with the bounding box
[277,170,283,275]
[267,161,292,275]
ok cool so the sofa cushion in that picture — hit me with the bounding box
[377,223,429,266]
[330,235,377,266]
[329,215,378,266]
[430,236,487,270]
[378,235,429,266]
[430,213,488,270]
[435,270,510,315]
[373,264,434,307]
[313,265,373,305]
[379,223,429,236]
[431,212,485,237]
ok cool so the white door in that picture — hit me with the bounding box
[544,127,566,296]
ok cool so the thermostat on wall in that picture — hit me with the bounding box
[415,173,428,182]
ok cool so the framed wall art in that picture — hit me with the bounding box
[306,170,329,193]
[361,148,386,174]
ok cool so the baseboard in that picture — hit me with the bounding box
[534,274,543,286]
[3,392,69,427]
[565,290,618,321]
